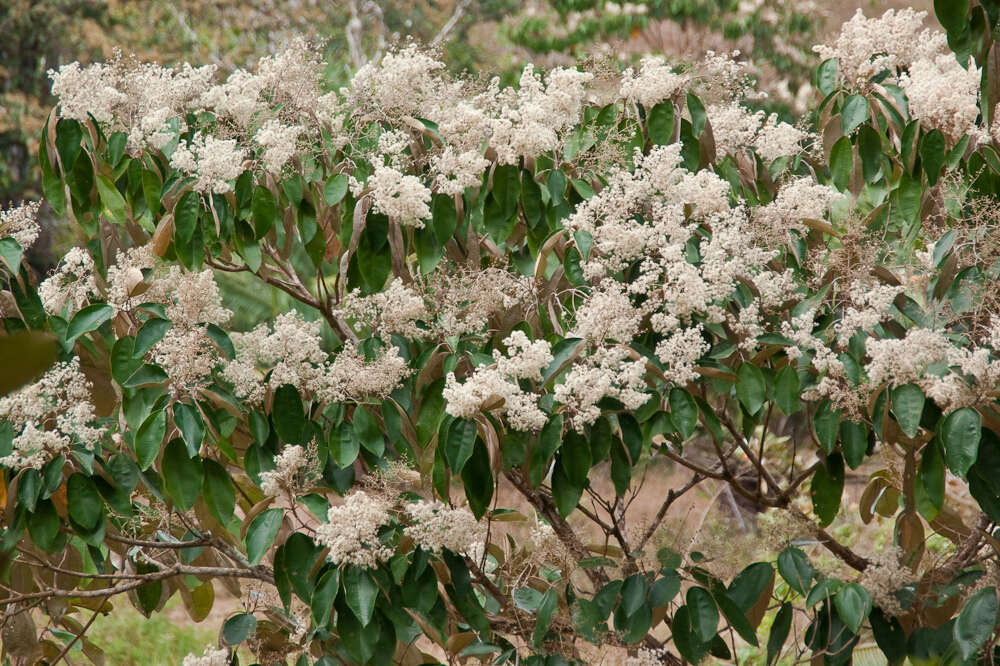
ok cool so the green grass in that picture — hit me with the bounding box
[82,597,217,666]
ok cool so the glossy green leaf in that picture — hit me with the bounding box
[161,438,204,511]
[324,174,348,205]
[647,101,675,145]
[344,566,379,627]
[134,410,166,470]
[173,402,205,457]
[735,363,766,415]
[66,304,113,344]
[834,583,870,634]
[669,388,699,439]
[311,568,340,629]
[96,175,128,224]
[839,420,868,469]
[273,384,307,445]
[811,453,844,527]
[777,547,813,596]
[222,613,257,645]
[66,473,103,530]
[891,383,925,439]
[767,602,792,665]
[955,587,997,660]
[245,508,283,566]
[841,95,869,134]
[202,459,236,526]
[941,407,982,476]
[532,589,557,647]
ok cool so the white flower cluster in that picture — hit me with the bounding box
[814,9,981,139]
[367,165,432,227]
[619,56,690,108]
[403,500,484,555]
[753,176,844,246]
[223,311,409,406]
[834,280,904,343]
[259,444,314,497]
[106,245,159,315]
[170,133,246,194]
[254,120,302,174]
[0,358,105,470]
[554,346,649,430]
[443,331,553,431]
[313,491,393,568]
[0,201,41,250]
[431,148,489,196]
[339,278,428,339]
[38,247,97,316]
[181,646,229,666]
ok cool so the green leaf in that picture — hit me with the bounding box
[174,190,200,243]
[687,93,707,137]
[532,589,557,647]
[736,363,766,415]
[830,136,853,192]
[529,414,564,488]
[134,318,170,356]
[811,453,844,527]
[432,193,459,244]
[66,473,103,531]
[0,237,23,273]
[773,366,800,416]
[647,101,676,145]
[941,407,982,476]
[324,174,349,205]
[344,566,379,627]
[251,186,276,238]
[891,383,925,439]
[551,464,583,516]
[461,440,493,519]
[916,440,946,521]
[840,95,869,134]
[96,175,128,224]
[935,0,969,33]
[161,438,204,511]
[839,420,868,469]
[711,584,758,647]
[245,508,283,566]
[66,304,113,344]
[28,499,61,552]
[728,563,774,613]
[920,129,946,185]
[687,586,720,643]
[311,568,340,629]
[955,587,997,660]
[222,613,257,645]
[272,384,307,445]
[173,402,205,457]
[444,418,477,474]
[513,587,544,613]
[857,125,883,183]
[330,426,360,468]
[777,547,813,596]
[559,430,591,487]
[669,388,699,439]
[833,583,870,634]
[134,410,166,470]
[122,364,169,388]
[813,401,840,453]
[815,59,839,97]
[202,459,236,526]
[767,602,793,665]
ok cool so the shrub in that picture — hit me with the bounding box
[3,4,1000,664]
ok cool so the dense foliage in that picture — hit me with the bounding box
[6,3,1000,665]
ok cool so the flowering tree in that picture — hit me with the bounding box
[4,4,1000,664]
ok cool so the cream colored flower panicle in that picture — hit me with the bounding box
[313,491,393,568]
[0,358,105,470]
[443,331,553,431]
[254,120,302,174]
[260,444,317,496]
[339,278,428,339]
[554,346,648,430]
[367,165,432,227]
[1,201,41,250]
[403,500,485,555]
[834,280,905,343]
[38,247,97,316]
[431,147,489,196]
[322,343,410,404]
[812,8,937,87]
[619,56,690,108]
[223,311,328,404]
[899,53,982,141]
[106,245,159,315]
[181,646,229,666]
[169,132,246,194]
[753,177,844,246]
[346,46,451,121]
